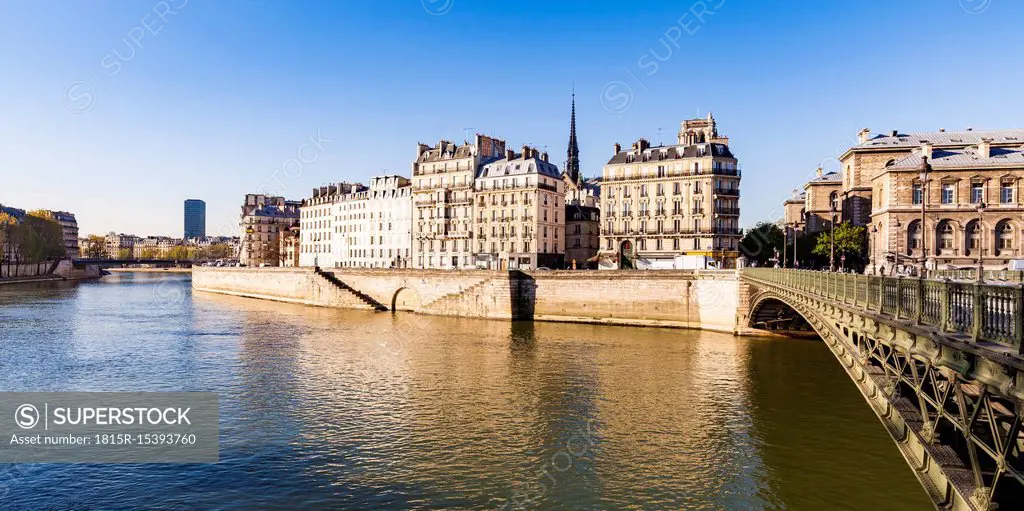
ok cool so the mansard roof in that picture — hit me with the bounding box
[888,146,1024,169]
[857,129,1024,150]
[606,142,734,165]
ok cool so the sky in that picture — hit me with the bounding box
[1,0,1022,237]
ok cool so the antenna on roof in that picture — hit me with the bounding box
[657,127,664,146]
[462,127,474,143]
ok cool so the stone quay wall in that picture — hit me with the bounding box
[192,267,742,333]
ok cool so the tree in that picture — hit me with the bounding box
[83,235,106,258]
[739,222,784,267]
[813,222,866,270]
[140,248,158,260]
[19,210,65,263]
[165,246,190,261]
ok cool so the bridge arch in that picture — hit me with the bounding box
[391,287,422,312]
[748,292,817,337]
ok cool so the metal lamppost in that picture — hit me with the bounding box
[782,225,788,268]
[829,205,837,272]
[919,156,931,272]
[870,225,878,275]
[894,218,902,276]
[976,201,986,282]
[792,222,799,269]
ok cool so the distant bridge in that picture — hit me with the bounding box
[73,259,194,267]
[740,268,1024,510]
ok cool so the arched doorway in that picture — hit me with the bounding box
[619,240,634,269]
[391,287,422,312]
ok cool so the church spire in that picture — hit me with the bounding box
[566,87,581,184]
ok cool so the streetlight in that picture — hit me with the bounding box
[829,205,837,272]
[870,225,878,275]
[894,218,902,276]
[919,156,931,272]
[977,201,986,282]
[792,222,799,269]
[782,225,788,268]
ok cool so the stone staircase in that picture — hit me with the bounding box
[314,267,388,311]
[421,278,492,310]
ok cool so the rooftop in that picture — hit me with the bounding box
[888,146,1024,169]
[857,129,1024,150]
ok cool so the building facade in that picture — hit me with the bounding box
[48,210,79,258]
[184,199,206,239]
[598,114,742,269]
[473,146,565,270]
[280,226,301,267]
[299,183,361,268]
[411,134,506,269]
[802,168,842,234]
[856,130,1024,271]
[240,194,300,267]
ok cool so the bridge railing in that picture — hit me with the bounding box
[743,268,1024,354]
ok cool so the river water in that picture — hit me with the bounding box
[0,273,931,510]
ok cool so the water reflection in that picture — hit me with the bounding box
[0,275,931,510]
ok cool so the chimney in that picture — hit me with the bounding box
[939,128,945,132]
[857,128,871,143]
[889,130,898,137]
[506,148,515,161]
[522,145,531,159]
[614,143,621,154]
[966,127,973,131]
[816,167,823,177]
[978,138,992,158]
[920,141,933,159]
[541,151,548,162]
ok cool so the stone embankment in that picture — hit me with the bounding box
[192,267,742,333]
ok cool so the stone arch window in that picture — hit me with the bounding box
[996,220,1015,254]
[907,220,922,254]
[965,219,981,255]
[937,220,955,252]
[829,191,839,212]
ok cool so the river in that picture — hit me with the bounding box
[0,272,931,510]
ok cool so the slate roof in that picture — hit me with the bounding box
[606,142,734,165]
[809,171,842,183]
[478,154,561,179]
[784,191,806,203]
[888,146,1024,169]
[857,129,1024,150]
[418,140,475,162]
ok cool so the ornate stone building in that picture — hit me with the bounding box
[411,134,506,269]
[240,194,300,267]
[473,146,565,270]
[786,127,1024,271]
[859,131,1024,270]
[802,168,842,234]
[598,113,742,269]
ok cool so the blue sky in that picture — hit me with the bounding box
[1,0,1021,237]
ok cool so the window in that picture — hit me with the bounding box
[1001,181,1014,203]
[912,183,923,205]
[908,221,922,251]
[967,221,980,251]
[939,222,954,250]
[998,222,1014,250]
[829,191,839,211]
[971,182,983,204]
[941,184,954,204]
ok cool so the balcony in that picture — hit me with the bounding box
[691,208,705,215]
[713,188,740,197]
[717,208,741,216]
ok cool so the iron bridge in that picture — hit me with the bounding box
[741,268,1024,510]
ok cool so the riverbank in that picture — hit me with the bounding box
[192,267,741,333]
